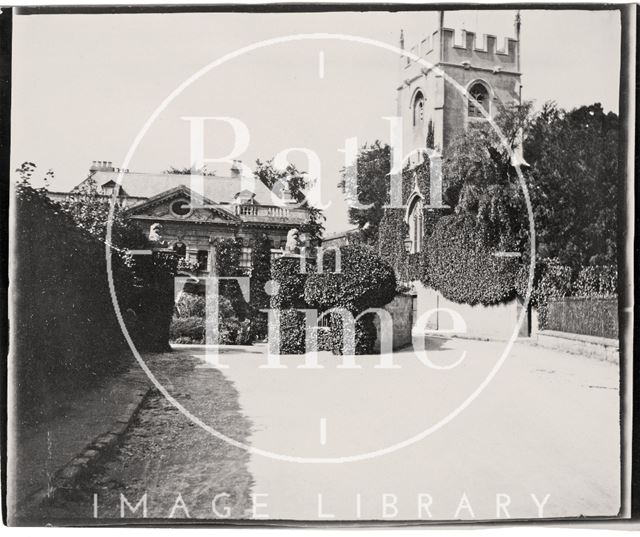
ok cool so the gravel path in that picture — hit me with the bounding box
[29,349,254,523]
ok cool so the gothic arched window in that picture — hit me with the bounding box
[412,92,425,127]
[407,195,424,254]
[468,82,490,118]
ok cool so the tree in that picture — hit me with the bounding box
[337,140,391,246]
[254,158,325,246]
[57,174,147,252]
[442,102,533,254]
[524,102,619,268]
[248,233,272,340]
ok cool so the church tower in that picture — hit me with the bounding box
[397,12,522,168]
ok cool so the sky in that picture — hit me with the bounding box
[11,9,621,233]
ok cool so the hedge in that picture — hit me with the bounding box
[14,183,176,421]
[305,244,396,354]
[248,233,272,341]
[573,265,618,297]
[269,256,314,354]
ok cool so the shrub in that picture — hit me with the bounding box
[249,233,272,341]
[170,293,251,344]
[305,245,396,313]
[211,237,250,321]
[323,311,378,355]
[316,326,333,352]
[573,265,618,297]
[305,245,396,354]
[13,180,177,419]
[271,256,311,309]
[174,291,206,318]
[269,308,308,354]
[518,257,573,329]
[269,256,314,354]
[170,316,205,343]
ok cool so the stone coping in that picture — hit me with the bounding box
[537,330,619,349]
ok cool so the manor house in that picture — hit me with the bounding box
[49,160,309,273]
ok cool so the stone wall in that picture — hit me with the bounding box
[535,330,619,364]
[373,293,415,351]
[413,282,529,340]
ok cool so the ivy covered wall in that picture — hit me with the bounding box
[378,158,525,307]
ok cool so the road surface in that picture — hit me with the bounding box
[44,337,620,523]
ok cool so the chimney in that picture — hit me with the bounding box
[230,159,241,178]
[89,160,116,172]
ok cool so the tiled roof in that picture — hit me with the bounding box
[85,170,281,206]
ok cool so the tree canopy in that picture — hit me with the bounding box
[337,140,391,247]
[524,102,619,268]
[254,158,326,245]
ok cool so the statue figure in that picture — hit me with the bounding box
[148,223,168,247]
[284,228,299,253]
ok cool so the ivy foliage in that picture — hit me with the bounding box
[269,256,314,354]
[209,237,249,322]
[376,101,620,310]
[249,233,273,340]
[305,245,397,354]
[516,258,618,329]
[573,265,618,297]
[422,215,521,306]
[305,244,397,314]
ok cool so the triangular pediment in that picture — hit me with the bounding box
[126,185,240,223]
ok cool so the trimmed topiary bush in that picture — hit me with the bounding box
[269,255,315,354]
[249,233,273,341]
[305,244,397,355]
[269,308,308,354]
[270,255,310,309]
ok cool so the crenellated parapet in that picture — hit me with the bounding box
[443,28,518,71]
[403,27,519,74]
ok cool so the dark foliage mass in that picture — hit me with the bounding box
[376,102,620,315]
[422,214,521,305]
[269,246,397,355]
[14,176,177,420]
[269,256,313,354]
[305,245,397,355]
[337,141,391,247]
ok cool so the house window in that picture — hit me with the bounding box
[468,82,490,118]
[240,247,252,270]
[412,91,425,127]
[407,196,424,254]
[196,250,209,271]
